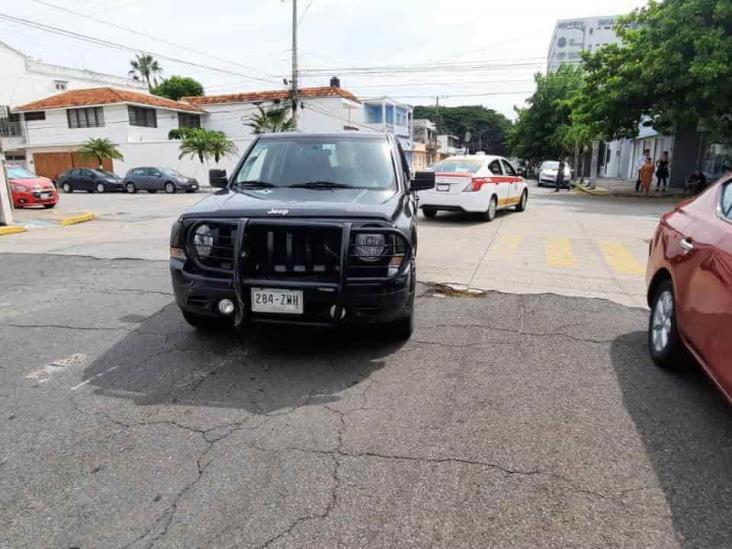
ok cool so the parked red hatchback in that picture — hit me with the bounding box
[8,166,59,209]
[646,174,732,401]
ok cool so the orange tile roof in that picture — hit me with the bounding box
[14,87,204,113]
[183,86,361,105]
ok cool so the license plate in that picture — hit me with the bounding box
[250,288,303,314]
[40,193,50,199]
[436,183,450,192]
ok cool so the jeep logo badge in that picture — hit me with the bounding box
[267,208,290,215]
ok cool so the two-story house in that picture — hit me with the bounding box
[13,87,204,180]
[182,83,363,137]
[0,40,145,164]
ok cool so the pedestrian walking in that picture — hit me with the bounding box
[554,159,566,192]
[639,156,655,196]
[655,151,670,192]
[635,148,651,192]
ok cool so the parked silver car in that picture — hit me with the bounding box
[123,167,199,194]
[538,161,572,187]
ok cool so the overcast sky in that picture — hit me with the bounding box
[2,0,646,119]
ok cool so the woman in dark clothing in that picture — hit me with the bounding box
[655,151,670,192]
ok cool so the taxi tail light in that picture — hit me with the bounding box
[463,178,490,192]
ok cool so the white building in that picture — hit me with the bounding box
[437,135,459,156]
[183,85,364,138]
[12,87,216,180]
[547,15,622,73]
[0,40,145,162]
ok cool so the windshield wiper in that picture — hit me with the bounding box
[234,180,277,188]
[288,181,354,189]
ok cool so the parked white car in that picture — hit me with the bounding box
[418,155,528,221]
[538,161,572,187]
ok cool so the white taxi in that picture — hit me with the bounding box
[418,154,528,221]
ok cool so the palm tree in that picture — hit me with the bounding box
[129,54,163,90]
[177,129,209,163]
[178,129,237,164]
[207,131,238,162]
[246,104,296,134]
[78,138,123,169]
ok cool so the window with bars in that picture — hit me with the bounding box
[24,111,46,121]
[67,107,104,128]
[128,106,157,128]
[178,112,201,128]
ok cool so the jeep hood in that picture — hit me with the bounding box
[181,187,404,221]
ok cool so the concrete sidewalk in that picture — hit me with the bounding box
[575,177,686,199]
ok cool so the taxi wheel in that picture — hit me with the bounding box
[422,207,437,219]
[515,190,528,212]
[479,196,497,222]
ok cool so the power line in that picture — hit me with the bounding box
[28,0,281,82]
[0,12,282,86]
[298,0,315,24]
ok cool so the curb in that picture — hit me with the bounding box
[574,185,682,199]
[0,225,27,236]
[60,212,96,226]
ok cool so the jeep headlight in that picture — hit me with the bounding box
[193,224,214,257]
[354,233,386,262]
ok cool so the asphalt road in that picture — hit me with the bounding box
[3,181,673,306]
[2,253,731,548]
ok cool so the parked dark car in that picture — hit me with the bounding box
[646,174,732,401]
[169,132,435,339]
[123,167,199,194]
[57,168,124,193]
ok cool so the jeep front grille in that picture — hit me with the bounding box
[242,224,342,282]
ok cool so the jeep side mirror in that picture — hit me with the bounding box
[209,169,228,188]
[410,171,435,191]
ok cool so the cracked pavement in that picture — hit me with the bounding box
[2,253,732,548]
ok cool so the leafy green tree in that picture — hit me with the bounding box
[412,105,512,155]
[78,138,123,168]
[178,129,237,164]
[128,54,163,90]
[508,65,585,160]
[246,104,296,134]
[577,0,732,140]
[151,76,204,101]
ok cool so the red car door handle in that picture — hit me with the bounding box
[680,238,695,254]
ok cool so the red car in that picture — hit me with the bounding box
[646,174,732,401]
[8,166,59,209]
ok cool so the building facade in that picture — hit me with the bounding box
[0,40,146,162]
[547,15,622,73]
[13,88,208,180]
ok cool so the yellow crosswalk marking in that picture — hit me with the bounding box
[546,237,577,268]
[599,241,645,275]
[492,234,524,258]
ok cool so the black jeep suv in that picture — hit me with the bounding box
[169,132,435,339]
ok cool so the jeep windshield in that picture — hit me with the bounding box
[232,136,396,190]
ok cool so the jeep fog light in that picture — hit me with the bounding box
[218,299,235,315]
[193,224,214,257]
[354,233,386,262]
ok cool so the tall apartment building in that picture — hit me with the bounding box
[546,15,622,73]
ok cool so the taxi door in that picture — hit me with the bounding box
[487,159,509,206]
[501,159,522,206]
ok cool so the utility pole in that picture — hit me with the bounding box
[0,139,14,227]
[290,0,299,129]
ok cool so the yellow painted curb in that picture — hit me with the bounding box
[61,212,96,226]
[0,225,27,236]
